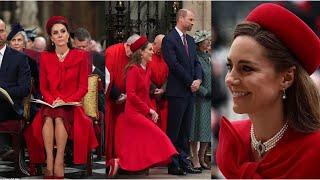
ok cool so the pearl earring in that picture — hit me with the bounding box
[233,79,240,84]
[282,88,287,99]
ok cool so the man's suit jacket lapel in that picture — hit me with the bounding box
[173,29,184,49]
[173,28,191,63]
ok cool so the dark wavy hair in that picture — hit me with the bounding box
[46,20,73,52]
[233,22,320,133]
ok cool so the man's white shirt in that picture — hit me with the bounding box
[0,44,7,69]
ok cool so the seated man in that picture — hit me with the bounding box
[33,36,46,52]
[0,19,31,158]
[73,27,105,111]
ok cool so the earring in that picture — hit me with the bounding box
[51,42,54,46]
[233,79,240,85]
[282,88,287,99]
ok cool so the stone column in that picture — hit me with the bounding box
[182,1,211,36]
[16,2,40,29]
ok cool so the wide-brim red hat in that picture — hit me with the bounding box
[130,35,148,53]
[246,3,320,75]
[46,16,68,35]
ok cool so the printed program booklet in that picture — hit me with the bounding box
[0,87,14,105]
[30,98,81,108]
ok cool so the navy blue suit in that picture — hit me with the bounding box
[162,28,202,170]
[0,46,31,121]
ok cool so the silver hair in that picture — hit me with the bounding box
[34,36,46,43]
[126,34,140,45]
[154,34,165,41]
[13,31,28,44]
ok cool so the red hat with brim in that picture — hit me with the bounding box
[46,16,68,35]
[130,36,148,53]
[246,3,320,75]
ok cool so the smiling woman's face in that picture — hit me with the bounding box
[141,43,154,63]
[225,35,283,114]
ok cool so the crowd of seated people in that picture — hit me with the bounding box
[0,16,105,178]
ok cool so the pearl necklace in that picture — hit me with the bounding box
[250,122,288,157]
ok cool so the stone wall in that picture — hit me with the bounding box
[183,1,212,36]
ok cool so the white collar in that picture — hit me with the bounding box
[175,26,184,37]
[0,44,7,56]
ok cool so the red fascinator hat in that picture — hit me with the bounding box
[46,16,69,35]
[246,3,320,75]
[130,36,148,53]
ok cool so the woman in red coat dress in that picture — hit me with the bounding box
[24,16,98,178]
[107,36,177,177]
[216,3,320,178]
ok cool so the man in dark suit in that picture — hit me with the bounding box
[72,27,105,76]
[0,19,31,158]
[73,27,105,112]
[162,9,203,175]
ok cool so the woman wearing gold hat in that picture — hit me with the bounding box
[216,3,320,178]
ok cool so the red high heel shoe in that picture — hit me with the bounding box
[108,158,119,178]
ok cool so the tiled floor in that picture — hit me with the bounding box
[0,157,211,179]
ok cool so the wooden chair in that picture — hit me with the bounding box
[57,74,104,176]
[63,74,104,176]
[82,74,105,160]
[0,92,32,176]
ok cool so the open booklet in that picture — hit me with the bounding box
[0,87,14,106]
[30,98,81,108]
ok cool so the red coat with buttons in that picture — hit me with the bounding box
[24,49,98,164]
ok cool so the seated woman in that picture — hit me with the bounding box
[24,16,98,178]
[7,23,40,118]
[108,36,177,177]
[216,3,320,178]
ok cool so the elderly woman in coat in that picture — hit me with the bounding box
[190,30,212,171]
